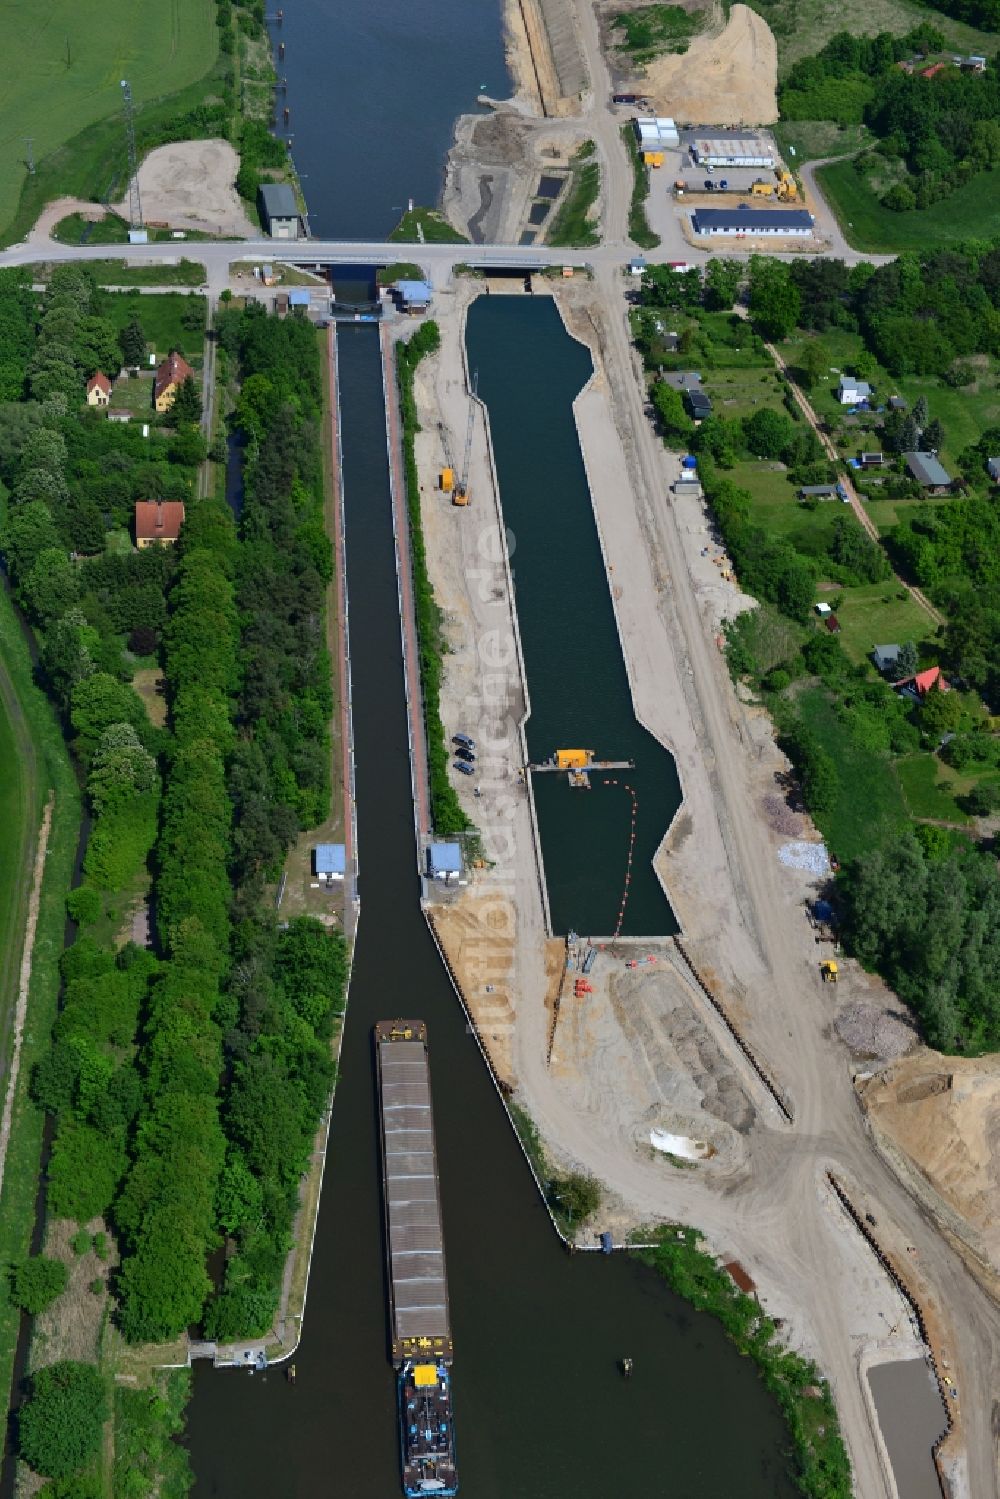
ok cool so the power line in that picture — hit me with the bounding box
[120,80,143,230]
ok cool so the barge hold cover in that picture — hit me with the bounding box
[376,1019,453,1365]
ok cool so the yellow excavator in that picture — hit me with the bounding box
[820,960,838,984]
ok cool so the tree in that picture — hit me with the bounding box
[87,723,157,814]
[896,640,918,678]
[547,1171,601,1226]
[923,418,945,452]
[118,314,146,367]
[9,1256,68,1315]
[703,258,742,311]
[962,783,1000,816]
[748,257,801,340]
[22,548,79,624]
[920,683,963,739]
[651,381,694,444]
[169,376,201,426]
[69,675,148,762]
[800,340,829,390]
[17,1361,108,1479]
[1,501,62,582]
[743,407,796,460]
[912,395,929,431]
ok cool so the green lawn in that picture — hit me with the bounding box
[108,373,156,415]
[388,207,468,245]
[547,145,601,249]
[772,120,868,164]
[611,4,702,62]
[0,593,80,1433]
[828,582,933,666]
[797,685,909,860]
[891,376,1000,473]
[746,0,997,70]
[0,0,219,244]
[102,292,206,369]
[703,366,784,420]
[816,159,1000,253]
[896,755,970,824]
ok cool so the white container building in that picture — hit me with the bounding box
[691,137,775,168]
[635,116,679,152]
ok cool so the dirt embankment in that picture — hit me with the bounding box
[860,1053,1000,1292]
[634,4,778,125]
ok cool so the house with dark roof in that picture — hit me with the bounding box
[903,451,952,491]
[258,182,302,239]
[871,644,901,676]
[988,456,1000,483]
[685,388,712,420]
[691,205,814,237]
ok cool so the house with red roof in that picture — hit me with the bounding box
[135,500,185,548]
[153,351,195,413]
[86,371,112,407]
[896,665,949,699]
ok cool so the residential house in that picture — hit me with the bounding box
[858,451,884,468]
[837,376,872,406]
[987,456,1000,483]
[824,615,841,634]
[896,665,949,700]
[86,372,112,407]
[135,500,185,548]
[660,331,680,353]
[662,370,702,391]
[686,388,712,420]
[903,451,952,491]
[153,352,195,414]
[798,484,836,499]
[871,644,901,676]
[887,395,907,411]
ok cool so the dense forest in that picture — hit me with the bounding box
[780,27,1000,212]
[0,274,348,1453]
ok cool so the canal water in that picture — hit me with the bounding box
[270,0,509,239]
[467,295,681,937]
[187,326,797,1496]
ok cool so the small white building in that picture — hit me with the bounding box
[635,116,679,154]
[837,376,872,405]
[313,844,346,883]
[427,842,462,883]
[691,137,774,168]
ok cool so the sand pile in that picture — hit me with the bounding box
[860,1051,1000,1274]
[638,5,778,126]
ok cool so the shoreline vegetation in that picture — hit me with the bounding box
[637,1227,852,1499]
[547,141,601,249]
[395,322,479,841]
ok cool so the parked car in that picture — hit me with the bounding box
[453,760,475,776]
[455,746,476,763]
[453,733,476,749]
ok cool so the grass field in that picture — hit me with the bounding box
[824,581,931,665]
[745,0,997,71]
[816,159,1000,253]
[102,291,207,368]
[896,754,970,824]
[548,144,601,248]
[0,1,219,245]
[388,207,467,245]
[797,685,909,859]
[611,4,702,62]
[0,592,80,1435]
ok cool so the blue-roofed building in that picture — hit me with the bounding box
[314,844,346,881]
[427,842,462,882]
[395,279,433,312]
[288,288,311,309]
[691,205,814,237]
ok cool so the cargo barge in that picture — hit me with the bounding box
[375,1020,458,1497]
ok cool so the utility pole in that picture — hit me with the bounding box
[119,80,143,231]
[24,138,34,176]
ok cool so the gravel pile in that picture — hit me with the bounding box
[763,794,803,837]
[778,840,831,875]
[835,1003,917,1061]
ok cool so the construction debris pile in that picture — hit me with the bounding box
[835,1003,918,1062]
